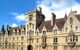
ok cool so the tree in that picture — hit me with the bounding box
[1,25,5,34]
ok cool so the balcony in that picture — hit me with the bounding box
[68,42,76,47]
[67,30,76,47]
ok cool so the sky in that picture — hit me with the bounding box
[0,0,80,29]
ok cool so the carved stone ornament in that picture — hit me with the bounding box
[41,35,47,48]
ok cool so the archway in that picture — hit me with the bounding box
[27,45,33,50]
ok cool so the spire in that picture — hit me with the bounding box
[64,13,67,19]
[64,10,67,20]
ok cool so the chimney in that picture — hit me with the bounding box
[51,13,56,25]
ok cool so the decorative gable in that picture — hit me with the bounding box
[42,26,47,31]
[53,24,58,30]
[62,10,80,33]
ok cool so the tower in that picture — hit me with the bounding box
[26,7,45,36]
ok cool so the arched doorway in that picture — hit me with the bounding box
[27,45,33,50]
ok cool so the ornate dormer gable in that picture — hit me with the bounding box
[62,10,80,33]
[52,24,58,31]
[36,28,39,32]
[42,26,47,31]
[52,24,58,35]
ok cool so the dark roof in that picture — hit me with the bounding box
[38,18,66,31]
[38,20,52,31]
[75,14,80,21]
[55,18,66,29]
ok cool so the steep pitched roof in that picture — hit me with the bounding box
[38,18,66,32]
[75,14,80,21]
[55,18,66,29]
[38,20,52,32]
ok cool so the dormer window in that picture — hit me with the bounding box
[70,18,73,24]
[43,31,46,35]
[54,29,57,34]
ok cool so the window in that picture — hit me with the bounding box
[17,47,18,50]
[54,46,57,50]
[29,15,33,20]
[76,36,78,42]
[33,24,34,28]
[12,43,14,48]
[76,46,80,50]
[70,18,73,24]
[54,29,57,34]
[76,26,78,31]
[54,37,58,43]
[43,31,46,35]
[70,36,72,42]
[21,42,23,45]
[37,39,38,43]
[65,28,68,33]
[64,46,67,50]
[21,47,23,50]
[29,23,32,28]
[29,30,32,36]
[71,25,72,29]
[36,32,38,36]
[66,37,67,42]
[21,37,24,40]
[13,37,15,41]
[3,38,4,41]
[17,37,18,41]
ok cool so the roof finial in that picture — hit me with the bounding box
[64,10,67,20]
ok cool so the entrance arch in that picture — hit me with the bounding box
[27,45,33,50]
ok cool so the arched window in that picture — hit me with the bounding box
[70,18,73,24]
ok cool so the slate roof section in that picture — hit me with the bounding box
[75,14,80,21]
[55,18,66,29]
[38,18,66,32]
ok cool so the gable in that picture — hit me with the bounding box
[62,11,80,33]
[52,24,58,30]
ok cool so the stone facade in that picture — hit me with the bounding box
[0,8,80,50]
